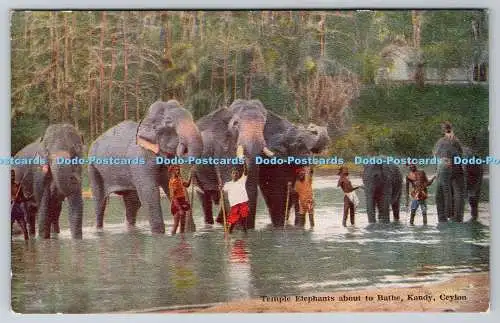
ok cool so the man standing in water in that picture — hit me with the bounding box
[221,164,249,234]
[169,165,192,235]
[293,167,315,228]
[337,166,361,227]
[405,164,435,225]
[11,169,29,240]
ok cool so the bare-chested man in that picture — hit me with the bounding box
[337,166,361,227]
[405,164,436,225]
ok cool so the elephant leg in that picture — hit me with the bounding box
[435,185,446,223]
[123,190,141,229]
[49,197,63,234]
[379,187,391,223]
[26,203,36,237]
[136,184,165,234]
[37,185,52,239]
[443,179,453,220]
[365,188,377,223]
[392,200,400,222]
[469,196,479,220]
[66,192,83,239]
[452,177,465,223]
[89,165,107,230]
[199,190,215,225]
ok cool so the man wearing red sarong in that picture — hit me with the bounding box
[222,166,249,234]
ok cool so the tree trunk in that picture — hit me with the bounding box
[64,14,70,122]
[199,12,204,41]
[89,75,94,140]
[109,24,116,125]
[319,13,326,57]
[136,12,144,121]
[412,10,425,90]
[53,12,61,121]
[210,56,215,91]
[99,12,106,132]
[48,13,55,122]
[71,14,78,129]
[122,12,129,120]
[223,40,228,104]
[233,53,237,101]
[160,12,172,101]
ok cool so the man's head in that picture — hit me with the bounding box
[231,166,243,181]
[169,165,181,177]
[338,166,349,177]
[296,168,306,181]
[441,121,456,139]
[409,164,417,172]
[442,121,453,134]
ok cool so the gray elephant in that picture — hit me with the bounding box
[433,129,466,223]
[463,141,483,221]
[88,100,203,234]
[14,124,84,239]
[434,127,485,223]
[258,114,330,227]
[362,164,403,223]
[194,99,275,228]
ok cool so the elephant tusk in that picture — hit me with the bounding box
[176,142,187,157]
[49,150,71,160]
[262,146,275,157]
[236,145,244,158]
[137,136,160,154]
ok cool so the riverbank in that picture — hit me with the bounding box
[150,272,489,313]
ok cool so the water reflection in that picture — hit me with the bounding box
[10,175,490,313]
[228,239,251,300]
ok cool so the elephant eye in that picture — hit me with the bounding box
[310,130,318,135]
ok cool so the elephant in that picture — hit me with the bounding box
[88,100,203,234]
[258,114,330,227]
[433,134,466,223]
[193,99,275,228]
[362,163,403,223]
[434,131,485,223]
[463,142,483,221]
[13,124,85,239]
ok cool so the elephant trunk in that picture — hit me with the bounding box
[51,163,82,197]
[67,190,83,239]
[237,122,274,158]
[177,121,203,159]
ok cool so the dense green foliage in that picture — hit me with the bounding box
[333,84,489,159]
[11,10,488,156]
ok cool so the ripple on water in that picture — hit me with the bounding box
[297,277,372,290]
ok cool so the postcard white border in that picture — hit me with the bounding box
[1,1,498,322]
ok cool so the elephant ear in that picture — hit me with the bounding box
[197,106,233,131]
[306,123,329,153]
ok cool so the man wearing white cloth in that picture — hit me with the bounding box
[337,166,361,227]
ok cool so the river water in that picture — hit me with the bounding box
[11,175,490,313]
